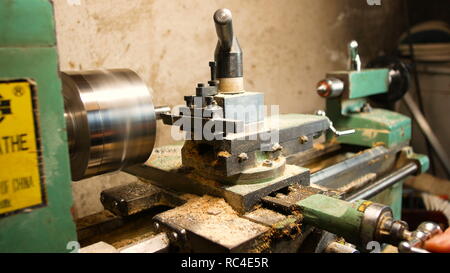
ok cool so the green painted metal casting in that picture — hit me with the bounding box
[0,0,77,253]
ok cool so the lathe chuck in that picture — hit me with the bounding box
[62,69,157,181]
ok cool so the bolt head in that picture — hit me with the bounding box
[262,160,273,167]
[299,135,309,144]
[271,143,283,151]
[238,153,248,162]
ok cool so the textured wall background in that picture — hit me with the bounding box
[53,0,407,218]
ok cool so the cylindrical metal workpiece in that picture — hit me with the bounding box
[62,69,157,181]
[154,105,171,120]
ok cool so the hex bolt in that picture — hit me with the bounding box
[299,135,309,144]
[271,143,283,151]
[315,110,326,117]
[262,160,273,167]
[154,222,160,230]
[238,153,248,162]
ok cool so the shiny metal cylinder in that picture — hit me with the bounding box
[345,163,418,202]
[316,78,344,98]
[62,69,156,181]
[154,105,171,120]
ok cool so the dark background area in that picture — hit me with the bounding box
[407,0,450,25]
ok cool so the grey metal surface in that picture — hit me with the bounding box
[125,145,310,213]
[152,195,307,253]
[220,114,330,154]
[345,163,418,202]
[310,146,393,190]
[172,114,328,181]
[214,92,264,124]
[153,196,271,252]
[128,164,309,213]
[62,69,157,181]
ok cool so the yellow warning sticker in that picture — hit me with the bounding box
[0,80,45,216]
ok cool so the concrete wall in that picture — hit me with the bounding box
[53,0,407,218]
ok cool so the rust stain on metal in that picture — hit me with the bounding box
[218,151,232,158]
[361,128,389,139]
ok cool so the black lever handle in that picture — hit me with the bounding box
[214,8,234,50]
[213,8,243,80]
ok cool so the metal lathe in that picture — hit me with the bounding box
[0,2,443,253]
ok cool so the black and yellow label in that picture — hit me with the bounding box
[0,80,45,217]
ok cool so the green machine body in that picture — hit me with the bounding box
[0,0,77,252]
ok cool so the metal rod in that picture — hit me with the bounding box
[346,163,418,202]
[348,40,361,71]
[403,93,450,178]
[154,105,171,120]
[214,8,234,50]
